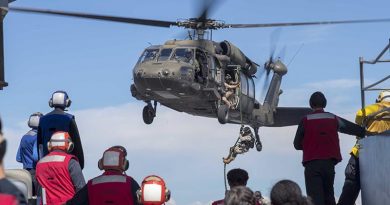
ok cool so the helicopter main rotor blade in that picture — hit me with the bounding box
[8,6,178,28]
[196,0,224,21]
[227,18,390,28]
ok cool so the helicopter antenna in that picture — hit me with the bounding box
[287,43,304,67]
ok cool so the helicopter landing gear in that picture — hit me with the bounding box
[143,101,157,124]
[253,127,262,152]
[217,104,229,124]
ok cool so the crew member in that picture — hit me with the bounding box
[137,175,171,205]
[222,74,239,109]
[223,126,255,164]
[338,90,390,205]
[212,168,260,205]
[16,112,43,195]
[0,117,28,205]
[37,90,84,169]
[66,146,141,205]
[294,91,365,205]
[36,131,85,205]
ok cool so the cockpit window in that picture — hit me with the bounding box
[158,48,173,61]
[138,49,159,64]
[171,48,195,64]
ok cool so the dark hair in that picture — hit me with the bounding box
[0,117,6,163]
[309,91,327,109]
[270,180,313,205]
[224,186,256,205]
[227,168,249,187]
[0,116,2,135]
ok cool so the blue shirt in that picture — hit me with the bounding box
[16,129,38,169]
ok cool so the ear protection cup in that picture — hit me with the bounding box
[67,141,74,152]
[47,141,52,152]
[123,159,129,171]
[165,189,171,202]
[98,158,104,170]
[136,189,142,204]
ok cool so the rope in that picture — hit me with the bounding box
[223,66,245,193]
[224,163,227,191]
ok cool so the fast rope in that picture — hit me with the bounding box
[223,66,245,192]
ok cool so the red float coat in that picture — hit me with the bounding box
[36,151,77,205]
[302,110,341,163]
[87,171,134,205]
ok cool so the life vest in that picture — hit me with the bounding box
[355,101,390,134]
[39,111,73,157]
[0,194,19,205]
[36,151,77,205]
[302,110,341,163]
[87,171,134,205]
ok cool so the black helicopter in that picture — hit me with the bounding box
[2,0,390,150]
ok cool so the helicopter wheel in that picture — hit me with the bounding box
[217,104,229,124]
[142,105,155,124]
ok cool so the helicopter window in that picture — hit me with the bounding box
[209,56,216,79]
[240,72,248,95]
[171,48,195,63]
[158,48,173,61]
[248,76,255,98]
[137,49,159,64]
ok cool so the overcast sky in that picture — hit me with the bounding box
[1,0,390,204]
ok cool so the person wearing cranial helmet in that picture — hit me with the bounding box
[16,112,43,196]
[36,131,85,205]
[338,90,390,205]
[66,146,141,205]
[0,116,29,205]
[37,90,85,169]
[136,175,171,205]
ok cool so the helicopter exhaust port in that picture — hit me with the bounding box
[219,40,257,75]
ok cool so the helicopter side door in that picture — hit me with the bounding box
[238,72,255,114]
[195,49,208,83]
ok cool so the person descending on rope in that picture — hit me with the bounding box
[223,126,255,164]
[222,74,240,109]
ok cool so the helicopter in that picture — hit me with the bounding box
[2,0,390,150]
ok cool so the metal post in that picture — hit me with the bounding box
[359,57,366,119]
[0,9,8,89]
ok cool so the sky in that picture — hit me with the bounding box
[1,0,390,204]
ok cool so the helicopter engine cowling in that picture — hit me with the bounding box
[219,40,257,75]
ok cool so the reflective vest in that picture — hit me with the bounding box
[87,171,134,205]
[36,151,77,205]
[0,194,19,205]
[302,111,341,163]
[39,111,73,157]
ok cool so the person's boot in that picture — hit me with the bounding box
[223,147,235,164]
